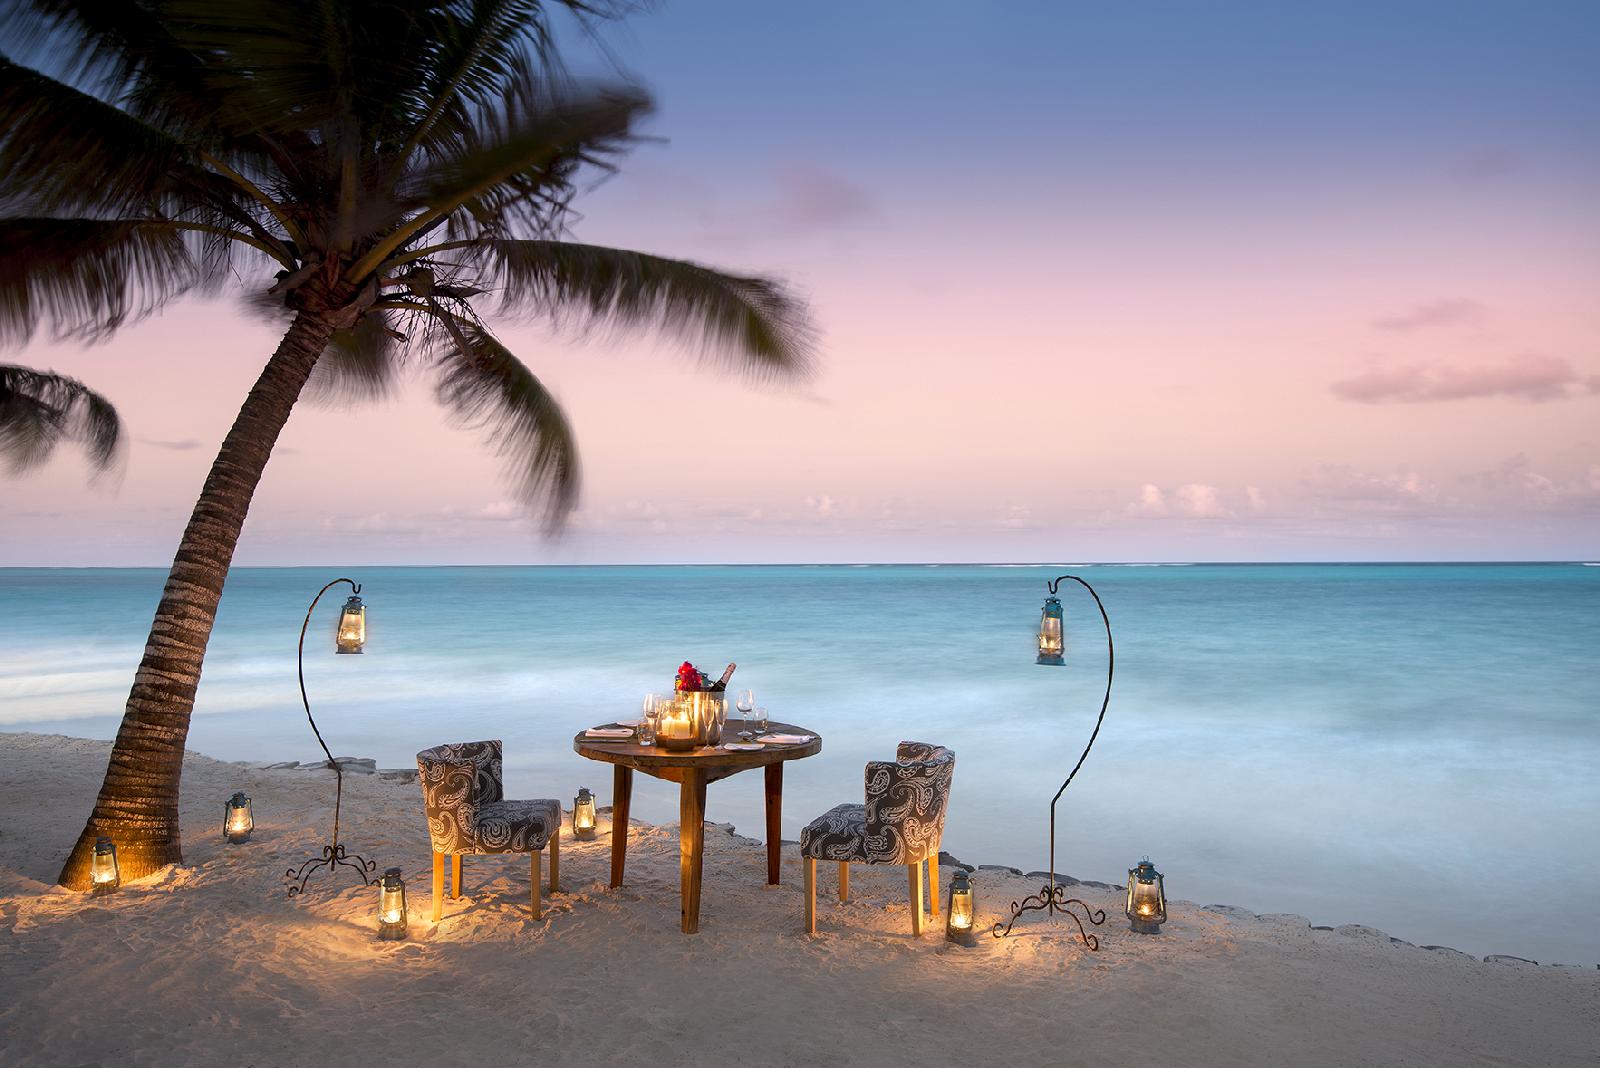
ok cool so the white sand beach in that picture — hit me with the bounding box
[0,732,1593,1067]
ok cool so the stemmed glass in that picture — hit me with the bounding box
[736,688,756,741]
[639,694,659,747]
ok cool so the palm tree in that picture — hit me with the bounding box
[0,1,813,889]
[0,364,123,475]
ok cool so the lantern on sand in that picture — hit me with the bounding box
[1126,859,1166,934]
[377,868,408,940]
[945,870,978,946]
[223,791,254,843]
[573,787,598,840]
[90,836,120,895]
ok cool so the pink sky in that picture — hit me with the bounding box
[3,5,1598,564]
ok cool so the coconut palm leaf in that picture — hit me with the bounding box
[479,240,816,379]
[0,217,201,345]
[0,363,122,473]
[419,304,578,525]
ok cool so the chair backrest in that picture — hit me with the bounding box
[415,740,504,854]
[864,741,955,864]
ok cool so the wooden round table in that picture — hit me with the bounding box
[573,719,822,933]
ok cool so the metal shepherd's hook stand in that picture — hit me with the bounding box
[993,574,1113,948]
[284,578,377,897]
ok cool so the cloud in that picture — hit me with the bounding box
[1127,483,1232,519]
[1299,466,1443,514]
[1331,354,1597,404]
[1128,484,1167,517]
[768,165,878,228]
[136,436,202,451]
[1371,299,1483,332]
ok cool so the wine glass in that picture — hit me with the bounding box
[639,694,658,746]
[736,688,756,741]
[752,705,770,740]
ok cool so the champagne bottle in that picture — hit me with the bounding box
[710,663,737,692]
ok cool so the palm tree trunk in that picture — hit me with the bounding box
[58,310,337,889]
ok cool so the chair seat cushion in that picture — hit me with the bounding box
[469,798,560,854]
[800,803,872,862]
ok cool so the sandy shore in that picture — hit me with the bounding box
[0,732,1593,1067]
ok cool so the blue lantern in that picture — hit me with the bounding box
[1036,595,1064,665]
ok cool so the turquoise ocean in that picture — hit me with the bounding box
[1,563,1595,963]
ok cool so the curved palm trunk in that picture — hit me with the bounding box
[58,311,336,889]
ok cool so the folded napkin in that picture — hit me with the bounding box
[584,727,634,739]
[756,733,812,745]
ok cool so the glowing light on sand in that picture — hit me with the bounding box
[1126,859,1167,934]
[946,870,978,946]
[90,836,120,895]
[573,787,597,840]
[378,868,408,940]
[223,791,254,843]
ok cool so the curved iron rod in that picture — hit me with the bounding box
[297,577,360,850]
[1043,574,1113,904]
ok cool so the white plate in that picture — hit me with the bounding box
[721,742,764,751]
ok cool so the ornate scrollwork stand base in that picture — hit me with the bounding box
[993,881,1107,949]
[284,842,377,898]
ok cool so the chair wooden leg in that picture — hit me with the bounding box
[803,856,817,934]
[451,853,463,899]
[908,862,925,936]
[431,852,444,922]
[838,861,849,901]
[928,852,940,921]
[531,850,543,920]
[549,826,560,893]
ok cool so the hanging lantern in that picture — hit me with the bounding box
[335,594,366,653]
[1126,858,1166,933]
[572,787,598,840]
[1036,595,1064,665]
[377,868,408,940]
[90,836,120,895]
[945,870,978,946]
[223,791,254,843]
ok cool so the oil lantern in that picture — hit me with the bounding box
[90,836,120,895]
[377,868,408,940]
[945,870,978,946]
[335,594,366,653]
[1036,595,1064,665]
[223,791,254,843]
[1126,858,1166,933]
[573,787,598,840]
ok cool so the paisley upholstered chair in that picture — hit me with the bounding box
[416,740,562,921]
[799,741,955,936]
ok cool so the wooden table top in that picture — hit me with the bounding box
[573,718,822,771]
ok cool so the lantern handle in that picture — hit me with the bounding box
[297,577,360,850]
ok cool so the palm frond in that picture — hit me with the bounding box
[354,82,648,280]
[0,363,123,474]
[307,310,404,405]
[0,217,198,346]
[0,56,196,214]
[481,240,816,379]
[420,306,579,526]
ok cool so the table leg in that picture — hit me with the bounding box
[764,762,783,885]
[610,765,633,888]
[680,768,707,934]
